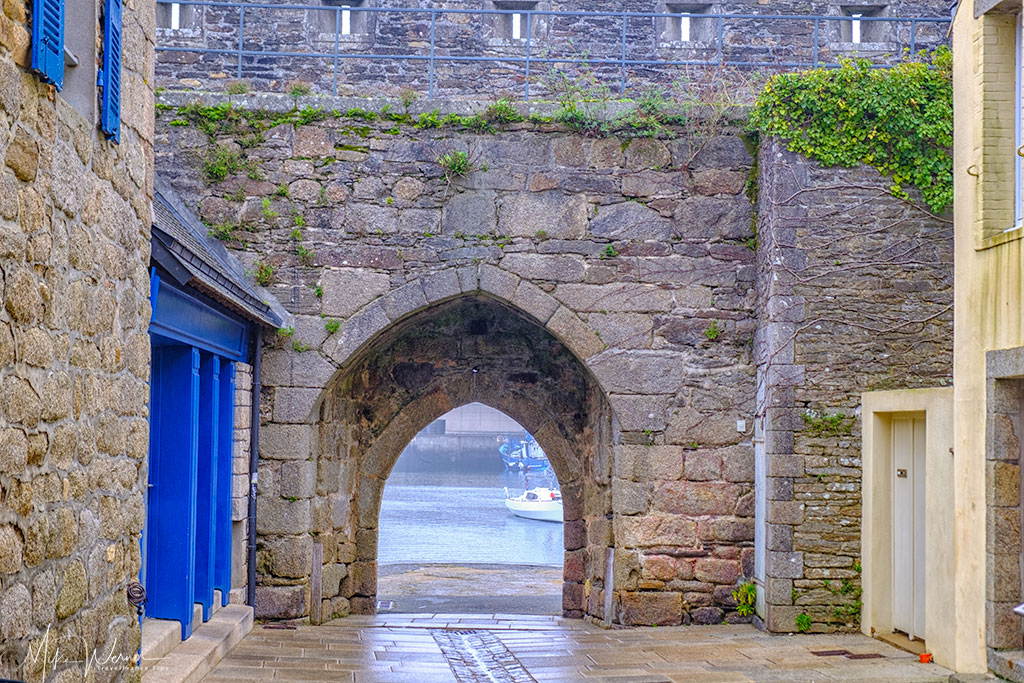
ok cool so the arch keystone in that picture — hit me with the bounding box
[479,264,520,302]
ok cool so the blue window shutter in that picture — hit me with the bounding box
[31,0,64,90]
[100,0,122,143]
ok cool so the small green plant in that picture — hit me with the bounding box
[292,339,311,352]
[346,107,377,121]
[225,187,246,202]
[274,183,290,198]
[325,319,340,334]
[600,244,619,259]
[732,581,757,617]
[795,613,812,632]
[253,261,275,286]
[385,197,393,205]
[297,245,315,266]
[613,87,679,138]
[484,98,524,124]
[225,80,250,95]
[414,109,442,129]
[261,197,278,220]
[293,212,306,228]
[704,320,722,341]
[208,222,237,241]
[290,228,303,240]
[277,326,294,338]
[314,284,323,298]
[288,81,312,99]
[201,145,247,183]
[294,106,326,126]
[801,410,854,437]
[535,230,547,239]
[437,149,474,181]
[400,88,419,113]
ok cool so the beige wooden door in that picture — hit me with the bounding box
[892,416,926,640]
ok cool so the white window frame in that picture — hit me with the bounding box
[170,2,181,30]
[341,5,351,35]
[851,12,862,43]
[511,12,521,39]
[680,14,691,42]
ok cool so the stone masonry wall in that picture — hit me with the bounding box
[230,362,252,601]
[0,0,155,680]
[755,138,953,632]
[154,92,761,626]
[154,0,950,98]
[152,93,952,629]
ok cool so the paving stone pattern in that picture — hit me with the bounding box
[198,614,952,682]
[432,629,536,683]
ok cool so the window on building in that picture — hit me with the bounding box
[660,4,715,45]
[319,0,370,39]
[485,0,543,44]
[62,0,98,123]
[973,7,1024,241]
[839,5,889,44]
[156,2,200,31]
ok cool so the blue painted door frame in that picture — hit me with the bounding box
[146,271,250,638]
[194,352,220,621]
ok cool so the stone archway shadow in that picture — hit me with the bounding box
[311,290,616,622]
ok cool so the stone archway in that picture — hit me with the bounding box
[315,295,614,620]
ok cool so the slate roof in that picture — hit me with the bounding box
[152,178,284,329]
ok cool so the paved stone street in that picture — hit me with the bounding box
[200,614,951,682]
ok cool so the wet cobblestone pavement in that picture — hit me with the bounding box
[201,614,952,682]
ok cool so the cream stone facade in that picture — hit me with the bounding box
[950,0,1024,675]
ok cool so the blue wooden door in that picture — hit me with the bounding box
[146,344,200,640]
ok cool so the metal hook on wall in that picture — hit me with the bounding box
[966,164,980,177]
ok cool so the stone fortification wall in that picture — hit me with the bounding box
[755,138,952,632]
[154,0,950,98]
[155,92,761,626]
[152,92,951,630]
[0,0,155,679]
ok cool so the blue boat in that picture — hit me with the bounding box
[498,434,549,471]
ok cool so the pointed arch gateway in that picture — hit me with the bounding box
[314,293,615,620]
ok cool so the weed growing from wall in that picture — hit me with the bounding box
[748,48,952,213]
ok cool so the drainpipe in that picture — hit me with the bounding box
[246,325,263,608]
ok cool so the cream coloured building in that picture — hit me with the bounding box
[863,0,1024,675]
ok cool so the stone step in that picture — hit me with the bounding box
[140,618,181,673]
[141,604,253,683]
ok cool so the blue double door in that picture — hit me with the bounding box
[146,340,236,639]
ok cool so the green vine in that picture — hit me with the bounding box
[801,410,853,437]
[748,48,952,213]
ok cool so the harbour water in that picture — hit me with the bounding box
[378,470,564,566]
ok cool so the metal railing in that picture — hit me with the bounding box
[154,1,950,99]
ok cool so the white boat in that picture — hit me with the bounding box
[504,487,563,523]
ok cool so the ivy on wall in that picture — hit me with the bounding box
[748,48,952,214]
